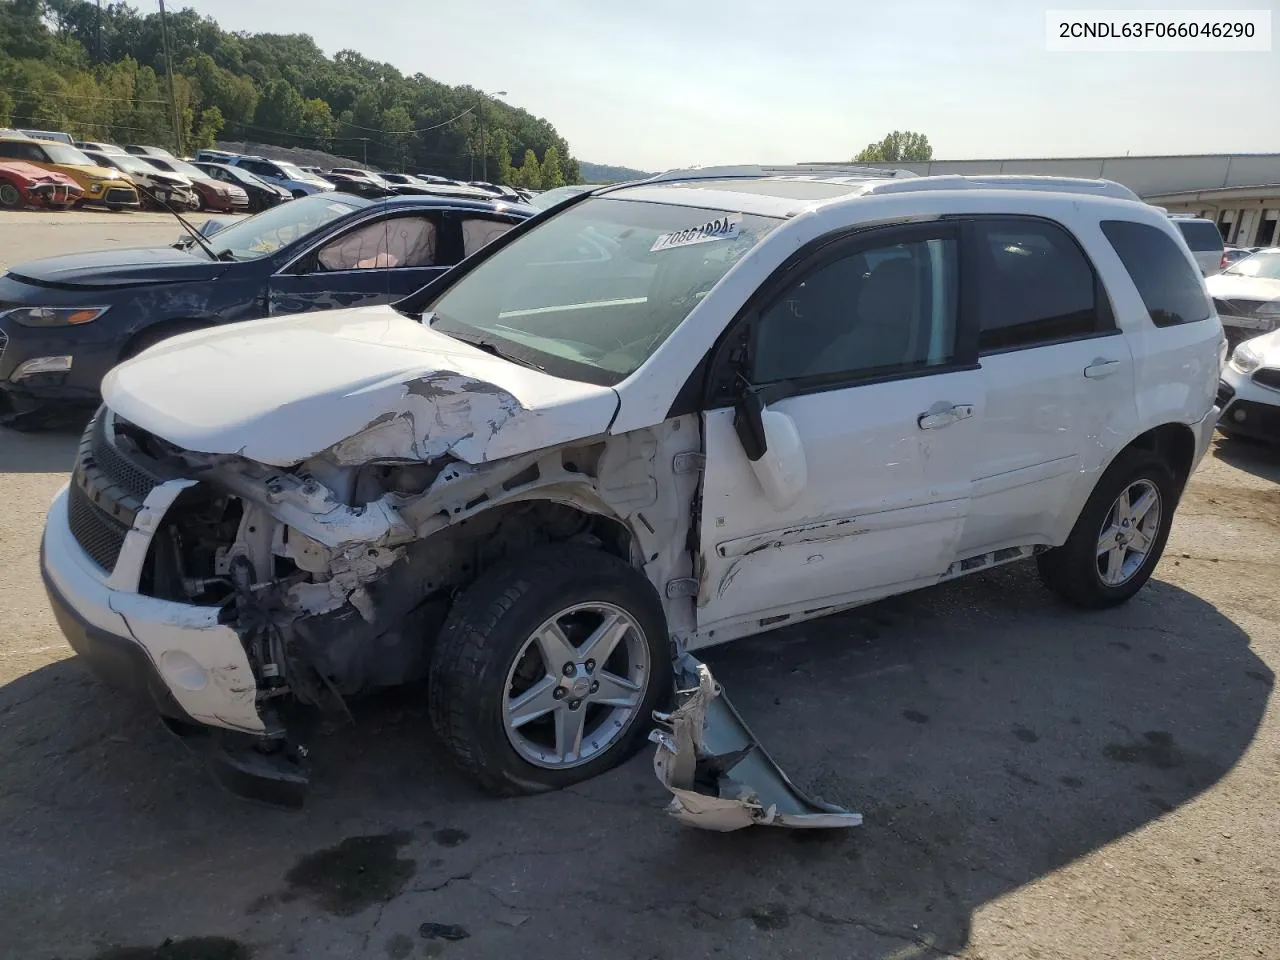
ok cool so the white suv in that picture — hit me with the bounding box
[40,166,1223,827]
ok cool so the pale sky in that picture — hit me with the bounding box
[177,0,1279,169]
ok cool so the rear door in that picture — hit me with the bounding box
[955,216,1137,557]
[696,221,985,634]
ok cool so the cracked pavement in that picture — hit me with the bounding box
[0,213,1277,959]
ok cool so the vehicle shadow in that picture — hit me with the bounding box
[0,563,1269,960]
[0,422,83,473]
[1210,431,1280,482]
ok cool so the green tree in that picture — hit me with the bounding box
[512,148,542,189]
[255,78,305,136]
[490,129,513,186]
[854,130,933,163]
[192,105,225,150]
[299,97,336,147]
[540,144,565,188]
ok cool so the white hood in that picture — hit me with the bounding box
[1239,327,1280,364]
[102,305,619,467]
[1206,272,1280,303]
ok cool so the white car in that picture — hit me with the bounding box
[1218,329,1280,442]
[1169,215,1225,277]
[81,149,200,210]
[226,155,334,197]
[39,166,1223,828]
[1206,248,1280,347]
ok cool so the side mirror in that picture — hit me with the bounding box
[733,387,808,510]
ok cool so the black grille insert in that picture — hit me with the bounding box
[104,187,136,205]
[1253,368,1280,392]
[67,480,130,572]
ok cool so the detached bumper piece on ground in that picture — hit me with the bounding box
[651,659,862,831]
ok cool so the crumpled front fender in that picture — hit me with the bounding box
[649,657,863,832]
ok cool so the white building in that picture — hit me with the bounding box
[826,154,1280,248]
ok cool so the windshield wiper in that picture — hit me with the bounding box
[441,328,545,371]
[147,185,223,262]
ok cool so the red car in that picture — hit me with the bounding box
[0,161,84,210]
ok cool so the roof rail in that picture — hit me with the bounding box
[862,174,1141,202]
[634,163,920,186]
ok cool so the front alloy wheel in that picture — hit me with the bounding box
[429,545,671,795]
[503,602,649,768]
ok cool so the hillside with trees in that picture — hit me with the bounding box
[0,0,581,185]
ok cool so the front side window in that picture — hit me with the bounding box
[426,197,782,385]
[974,218,1105,352]
[317,216,438,270]
[753,236,957,384]
[1101,220,1213,327]
[0,141,44,162]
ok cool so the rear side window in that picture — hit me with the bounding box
[1173,219,1224,253]
[973,218,1108,352]
[1101,220,1213,327]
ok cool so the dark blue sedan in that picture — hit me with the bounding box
[0,193,533,422]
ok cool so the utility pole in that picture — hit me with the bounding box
[95,0,103,62]
[157,0,183,155]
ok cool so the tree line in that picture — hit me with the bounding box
[0,0,580,186]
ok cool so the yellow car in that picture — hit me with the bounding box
[0,137,139,210]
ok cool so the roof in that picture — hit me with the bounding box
[600,167,1142,218]
[335,193,536,217]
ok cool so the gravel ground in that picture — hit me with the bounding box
[0,212,1276,960]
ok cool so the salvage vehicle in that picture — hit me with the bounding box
[38,167,1223,828]
[0,161,83,209]
[225,156,335,197]
[1217,329,1280,443]
[0,137,138,210]
[1206,248,1280,348]
[82,150,200,211]
[0,193,530,421]
[192,161,293,213]
[1169,215,1225,277]
[134,155,249,213]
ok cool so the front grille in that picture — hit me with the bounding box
[1214,297,1269,317]
[66,411,170,572]
[1216,380,1236,408]
[104,187,136,205]
[1253,368,1280,392]
[67,480,130,572]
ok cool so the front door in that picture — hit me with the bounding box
[696,222,984,635]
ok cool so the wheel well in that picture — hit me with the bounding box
[119,319,210,363]
[1123,423,1197,491]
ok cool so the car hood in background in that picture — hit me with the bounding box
[1206,272,1280,304]
[102,304,620,467]
[1239,327,1280,364]
[5,247,229,289]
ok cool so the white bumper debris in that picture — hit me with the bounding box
[650,659,862,832]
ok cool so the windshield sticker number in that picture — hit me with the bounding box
[651,214,742,253]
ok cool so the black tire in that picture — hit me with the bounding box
[1037,448,1179,608]
[120,321,209,362]
[429,545,671,796]
[0,182,22,209]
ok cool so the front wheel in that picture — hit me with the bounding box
[0,183,22,209]
[1037,448,1178,608]
[429,546,671,796]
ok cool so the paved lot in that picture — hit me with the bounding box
[0,214,1277,960]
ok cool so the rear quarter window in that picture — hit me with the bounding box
[1101,220,1213,327]
[1173,219,1224,252]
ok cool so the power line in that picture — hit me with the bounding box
[334,104,477,135]
[7,88,170,104]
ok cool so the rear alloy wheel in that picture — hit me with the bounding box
[1037,448,1178,608]
[429,546,671,795]
[0,183,22,209]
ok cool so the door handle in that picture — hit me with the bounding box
[1083,358,1122,379]
[918,403,975,430]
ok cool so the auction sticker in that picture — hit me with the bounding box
[651,214,742,252]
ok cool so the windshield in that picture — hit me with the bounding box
[43,142,95,166]
[1225,251,1280,280]
[528,185,593,210]
[276,161,308,179]
[201,193,367,260]
[162,157,211,180]
[100,154,153,176]
[427,197,781,385]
